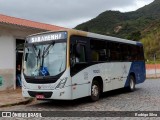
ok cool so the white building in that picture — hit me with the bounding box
[0,14,65,91]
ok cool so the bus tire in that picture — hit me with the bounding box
[127,75,135,92]
[90,80,100,101]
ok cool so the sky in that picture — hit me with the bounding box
[0,0,154,28]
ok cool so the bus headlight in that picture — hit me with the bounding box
[56,77,68,89]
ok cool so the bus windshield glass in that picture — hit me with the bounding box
[24,32,67,77]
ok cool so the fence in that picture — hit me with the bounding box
[146,64,160,78]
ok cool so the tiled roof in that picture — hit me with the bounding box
[0,14,66,31]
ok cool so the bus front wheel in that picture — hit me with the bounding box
[90,80,100,101]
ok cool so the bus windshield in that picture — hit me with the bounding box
[24,41,66,77]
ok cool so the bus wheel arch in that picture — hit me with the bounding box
[90,76,103,101]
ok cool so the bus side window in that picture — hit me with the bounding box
[70,43,86,66]
[91,50,99,62]
[99,49,107,61]
[90,39,108,62]
[109,43,117,61]
[70,44,76,67]
[121,44,130,61]
[137,46,144,61]
[130,45,138,61]
[76,44,86,63]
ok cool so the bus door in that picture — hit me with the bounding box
[70,36,90,99]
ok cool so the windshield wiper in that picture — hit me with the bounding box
[59,61,63,72]
[41,41,55,67]
[42,41,55,57]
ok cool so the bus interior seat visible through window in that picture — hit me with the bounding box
[92,51,99,62]
[99,49,107,61]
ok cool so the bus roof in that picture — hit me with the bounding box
[27,29,142,45]
[68,29,142,45]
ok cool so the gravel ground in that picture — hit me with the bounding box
[1,79,160,120]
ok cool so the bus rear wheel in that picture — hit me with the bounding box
[90,81,100,101]
[127,75,135,92]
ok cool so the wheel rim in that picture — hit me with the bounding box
[92,85,99,97]
[130,78,134,90]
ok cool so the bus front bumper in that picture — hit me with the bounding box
[22,86,72,100]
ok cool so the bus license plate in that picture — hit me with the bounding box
[36,95,45,99]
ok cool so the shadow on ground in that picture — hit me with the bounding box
[27,87,141,109]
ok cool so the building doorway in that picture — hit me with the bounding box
[16,39,25,88]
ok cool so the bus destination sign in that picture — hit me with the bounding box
[27,32,67,43]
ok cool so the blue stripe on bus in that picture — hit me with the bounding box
[136,42,143,46]
[124,61,146,87]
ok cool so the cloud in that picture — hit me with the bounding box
[0,0,154,28]
[112,0,154,12]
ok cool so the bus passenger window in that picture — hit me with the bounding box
[91,50,99,61]
[90,39,108,62]
[99,49,107,61]
[76,44,86,63]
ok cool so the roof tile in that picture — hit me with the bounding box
[0,14,66,31]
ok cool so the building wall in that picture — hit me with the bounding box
[0,34,15,90]
[0,24,45,91]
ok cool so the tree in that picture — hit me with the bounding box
[127,31,141,41]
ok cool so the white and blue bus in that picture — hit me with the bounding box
[22,29,146,101]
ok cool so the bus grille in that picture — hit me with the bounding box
[25,78,58,84]
[28,91,52,98]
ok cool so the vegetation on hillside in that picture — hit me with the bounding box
[75,0,160,61]
[141,20,160,61]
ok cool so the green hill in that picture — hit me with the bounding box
[75,0,160,61]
